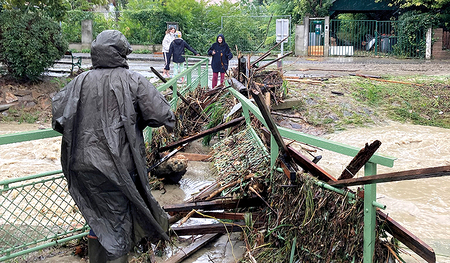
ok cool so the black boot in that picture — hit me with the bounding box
[88,237,108,263]
[108,255,128,263]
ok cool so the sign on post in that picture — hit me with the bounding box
[276,19,289,55]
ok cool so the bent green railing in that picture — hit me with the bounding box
[227,86,396,263]
[156,56,209,108]
[0,56,209,262]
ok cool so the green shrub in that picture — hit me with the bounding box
[393,11,434,58]
[0,10,68,81]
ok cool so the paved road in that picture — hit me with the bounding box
[49,52,450,82]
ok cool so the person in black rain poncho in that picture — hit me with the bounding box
[52,30,175,263]
[207,34,233,89]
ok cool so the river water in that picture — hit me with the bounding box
[319,121,450,263]
[1,121,449,262]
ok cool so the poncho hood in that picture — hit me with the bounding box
[91,30,132,69]
[216,33,226,43]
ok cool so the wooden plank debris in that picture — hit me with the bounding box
[176,152,211,162]
[249,87,288,153]
[350,73,424,86]
[330,165,450,187]
[165,233,221,263]
[171,221,263,236]
[163,197,264,213]
[283,78,323,84]
[338,140,381,180]
[254,52,293,72]
[377,211,436,263]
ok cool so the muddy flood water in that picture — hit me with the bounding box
[0,121,449,263]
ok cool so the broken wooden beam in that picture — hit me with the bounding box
[251,35,289,68]
[171,212,260,221]
[176,152,211,162]
[165,233,221,263]
[171,221,263,236]
[350,73,424,86]
[338,140,381,180]
[250,52,272,68]
[158,116,245,152]
[377,210,436,263]
[249,87,288,153]
[169,212,256,225]
[163,197,264,213]
[254,52,293,72]
[330,165,450,187]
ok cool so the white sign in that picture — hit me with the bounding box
[276,19,289,43]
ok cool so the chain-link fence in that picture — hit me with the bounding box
[0,168,88,261]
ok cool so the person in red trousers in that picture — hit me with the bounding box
[207,34,233,89]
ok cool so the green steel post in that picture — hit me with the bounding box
[374,25,378,56]
[270,135,279,172]
[187,70,192,86]
[363,162,377,263]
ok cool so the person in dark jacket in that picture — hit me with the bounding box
[207,34,233,89]
[164,31,199,82]
[52,30,175,263]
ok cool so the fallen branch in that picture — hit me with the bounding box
[350,73,424,86]
[284,79,323,84]
[205,174,254,200]
[159,116,245,152]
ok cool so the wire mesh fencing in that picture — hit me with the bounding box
[0,170,88,261]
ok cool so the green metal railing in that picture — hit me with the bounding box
[0,56,209,262]
[227,86,396,263]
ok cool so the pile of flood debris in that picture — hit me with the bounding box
[142,47,441,263]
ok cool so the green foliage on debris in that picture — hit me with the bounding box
[0,10,68,81]
[243,171,395,262]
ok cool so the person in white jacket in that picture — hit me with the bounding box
[162,26,176,78]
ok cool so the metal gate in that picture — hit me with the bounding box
[308,18,326,56]
[308,19,427,58]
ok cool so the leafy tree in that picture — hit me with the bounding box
[1,0,70,20]
[69,0,109,11]
[393,10,434,57]
[383,0,450,10]
[382,0,450,27]
[255,0,334,25]
[0,10,68,81]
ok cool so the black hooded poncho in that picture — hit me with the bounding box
[207,34,233,73]
[52,30,175,260]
